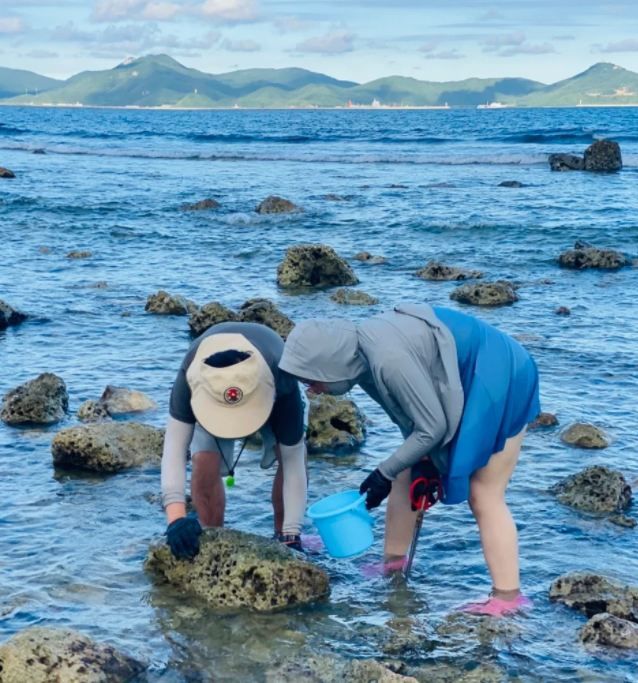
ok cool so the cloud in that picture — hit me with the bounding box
[273,15,315,33]
[221,38,260,51]
[51,20,218,53]
[0,16,26,33]
[482,31,526,51]
[498,42,555,56]
[91,0,258,23]
[418,42,465,60]
[199,0,258,22]
[24,49,59,58]
[596,39,638,53]
[295,30,355,54]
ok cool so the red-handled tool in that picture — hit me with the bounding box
[404,466,443,579]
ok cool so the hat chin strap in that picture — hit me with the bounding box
[213,435,248,487]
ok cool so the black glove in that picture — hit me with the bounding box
[166,516,202,560]
[274,532,303,553]
[359,468,392,509]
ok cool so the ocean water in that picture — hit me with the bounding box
[1,106,637,682]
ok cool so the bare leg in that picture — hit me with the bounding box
[384,467,418,560]
[191,450,225,528]
[468,429,526,592]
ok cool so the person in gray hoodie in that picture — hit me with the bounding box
[279,303,540,616]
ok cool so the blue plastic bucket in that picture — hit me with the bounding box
[307,489,374,558]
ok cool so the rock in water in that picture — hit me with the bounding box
[548,153,584,171]
[450,281,518,306]
[549,465,632,514]
[277,244,358,289]
[52,422,163,472]
[558,242,628,270]
[0,166,16,178]
[581,613,638,649]
[181,198,220,211]
[145,290,197,315]
[77,399,111,423]
[415,261,483,281]
[0,627,145,682]
[100,385,157,415]
[560,423,609,448]
[307,393,366,454]
[330,288,379,305]
[584,139,622,172]
[549,572,638,622]
[256,195,300,214]
[1,373,68,425]
[145,527,329,611]
[237,298,295,339]
[267,655,418,682]
[188,301,237,336]
[529,412,559,429]
[0,299,27,330]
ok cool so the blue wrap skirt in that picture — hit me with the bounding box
[433,307,541,505]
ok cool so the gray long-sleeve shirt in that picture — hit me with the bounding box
[279,304,464,478]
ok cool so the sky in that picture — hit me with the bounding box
[1,0,638,83]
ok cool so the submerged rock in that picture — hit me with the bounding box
[354,251,387,265]
[498,180,524,187]
[77,399,111,423]
[549,572,638,622]
[555,306,571,316]
[558,242,628,270]
[548,153,584,171]
[1,373,68,426]
[584,139,622,172]
[412,662,509,683]
[549,465,632,515]
[237,298,295,339]
[256,195,300,214]
[0,299,27,330]
[145,290,197,315]
[267,655,418,683]
[145,527,329,612]
[306,393,366,454]
[581,613,638,649]
[450,281,518,306]
[99,385,157,415]
[181,198,220,211]
[188,301,237,336]
[560,422,609,448]
[330,288,379,305]
[66,250,92,259]
[0,627,145,683]
[277,244,358,289]
[529,412,559,429]
[416,261,483,281]
[52,422,163,472]
[0,166,16,178]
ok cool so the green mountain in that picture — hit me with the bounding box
[2,55,637,108]
[503,63,638,106]
[0,66,62,99]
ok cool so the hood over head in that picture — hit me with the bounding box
[279,319,367,386]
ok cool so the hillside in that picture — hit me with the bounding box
[503,63,638,106]
[2,55,638,108]
[0,66,62,99]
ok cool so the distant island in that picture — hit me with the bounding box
[1,55,637,109]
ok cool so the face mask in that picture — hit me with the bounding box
[323,380,355,396]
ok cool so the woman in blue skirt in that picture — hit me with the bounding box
[279,303,540,616]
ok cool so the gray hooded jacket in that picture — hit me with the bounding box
[279,304,464,478]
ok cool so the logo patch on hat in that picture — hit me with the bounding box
[223,386,243,404]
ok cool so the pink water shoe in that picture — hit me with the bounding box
[361,556,408,578]
[460,594,532,617]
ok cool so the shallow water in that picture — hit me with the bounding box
[1,106,637,681]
